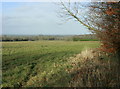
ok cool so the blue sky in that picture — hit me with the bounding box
[2,2,91,35]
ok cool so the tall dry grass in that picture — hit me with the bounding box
[67,49,120,87]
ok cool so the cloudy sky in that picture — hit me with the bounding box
[2,2,91,35]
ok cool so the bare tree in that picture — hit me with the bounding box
[58,1,120,61]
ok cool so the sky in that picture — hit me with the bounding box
[1,2,91,35]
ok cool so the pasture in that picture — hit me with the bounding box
[2,41,100,87]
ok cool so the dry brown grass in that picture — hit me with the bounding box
[67,49,120,87]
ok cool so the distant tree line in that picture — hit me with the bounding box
[73,34,98,41]
[1,34,98,42]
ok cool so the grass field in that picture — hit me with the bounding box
[2,41,100,87]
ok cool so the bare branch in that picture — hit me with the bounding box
[59,1,98,32]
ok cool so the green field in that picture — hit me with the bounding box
[2,41,100,87]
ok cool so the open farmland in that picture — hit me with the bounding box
[2,41,100,87]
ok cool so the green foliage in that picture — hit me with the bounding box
[72,35,98,41]
[1,34,98,42]
[73,38,98,41]
[2,41,100,87]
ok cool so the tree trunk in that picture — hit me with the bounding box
[116,50,120,65]
[116,50,120,87]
